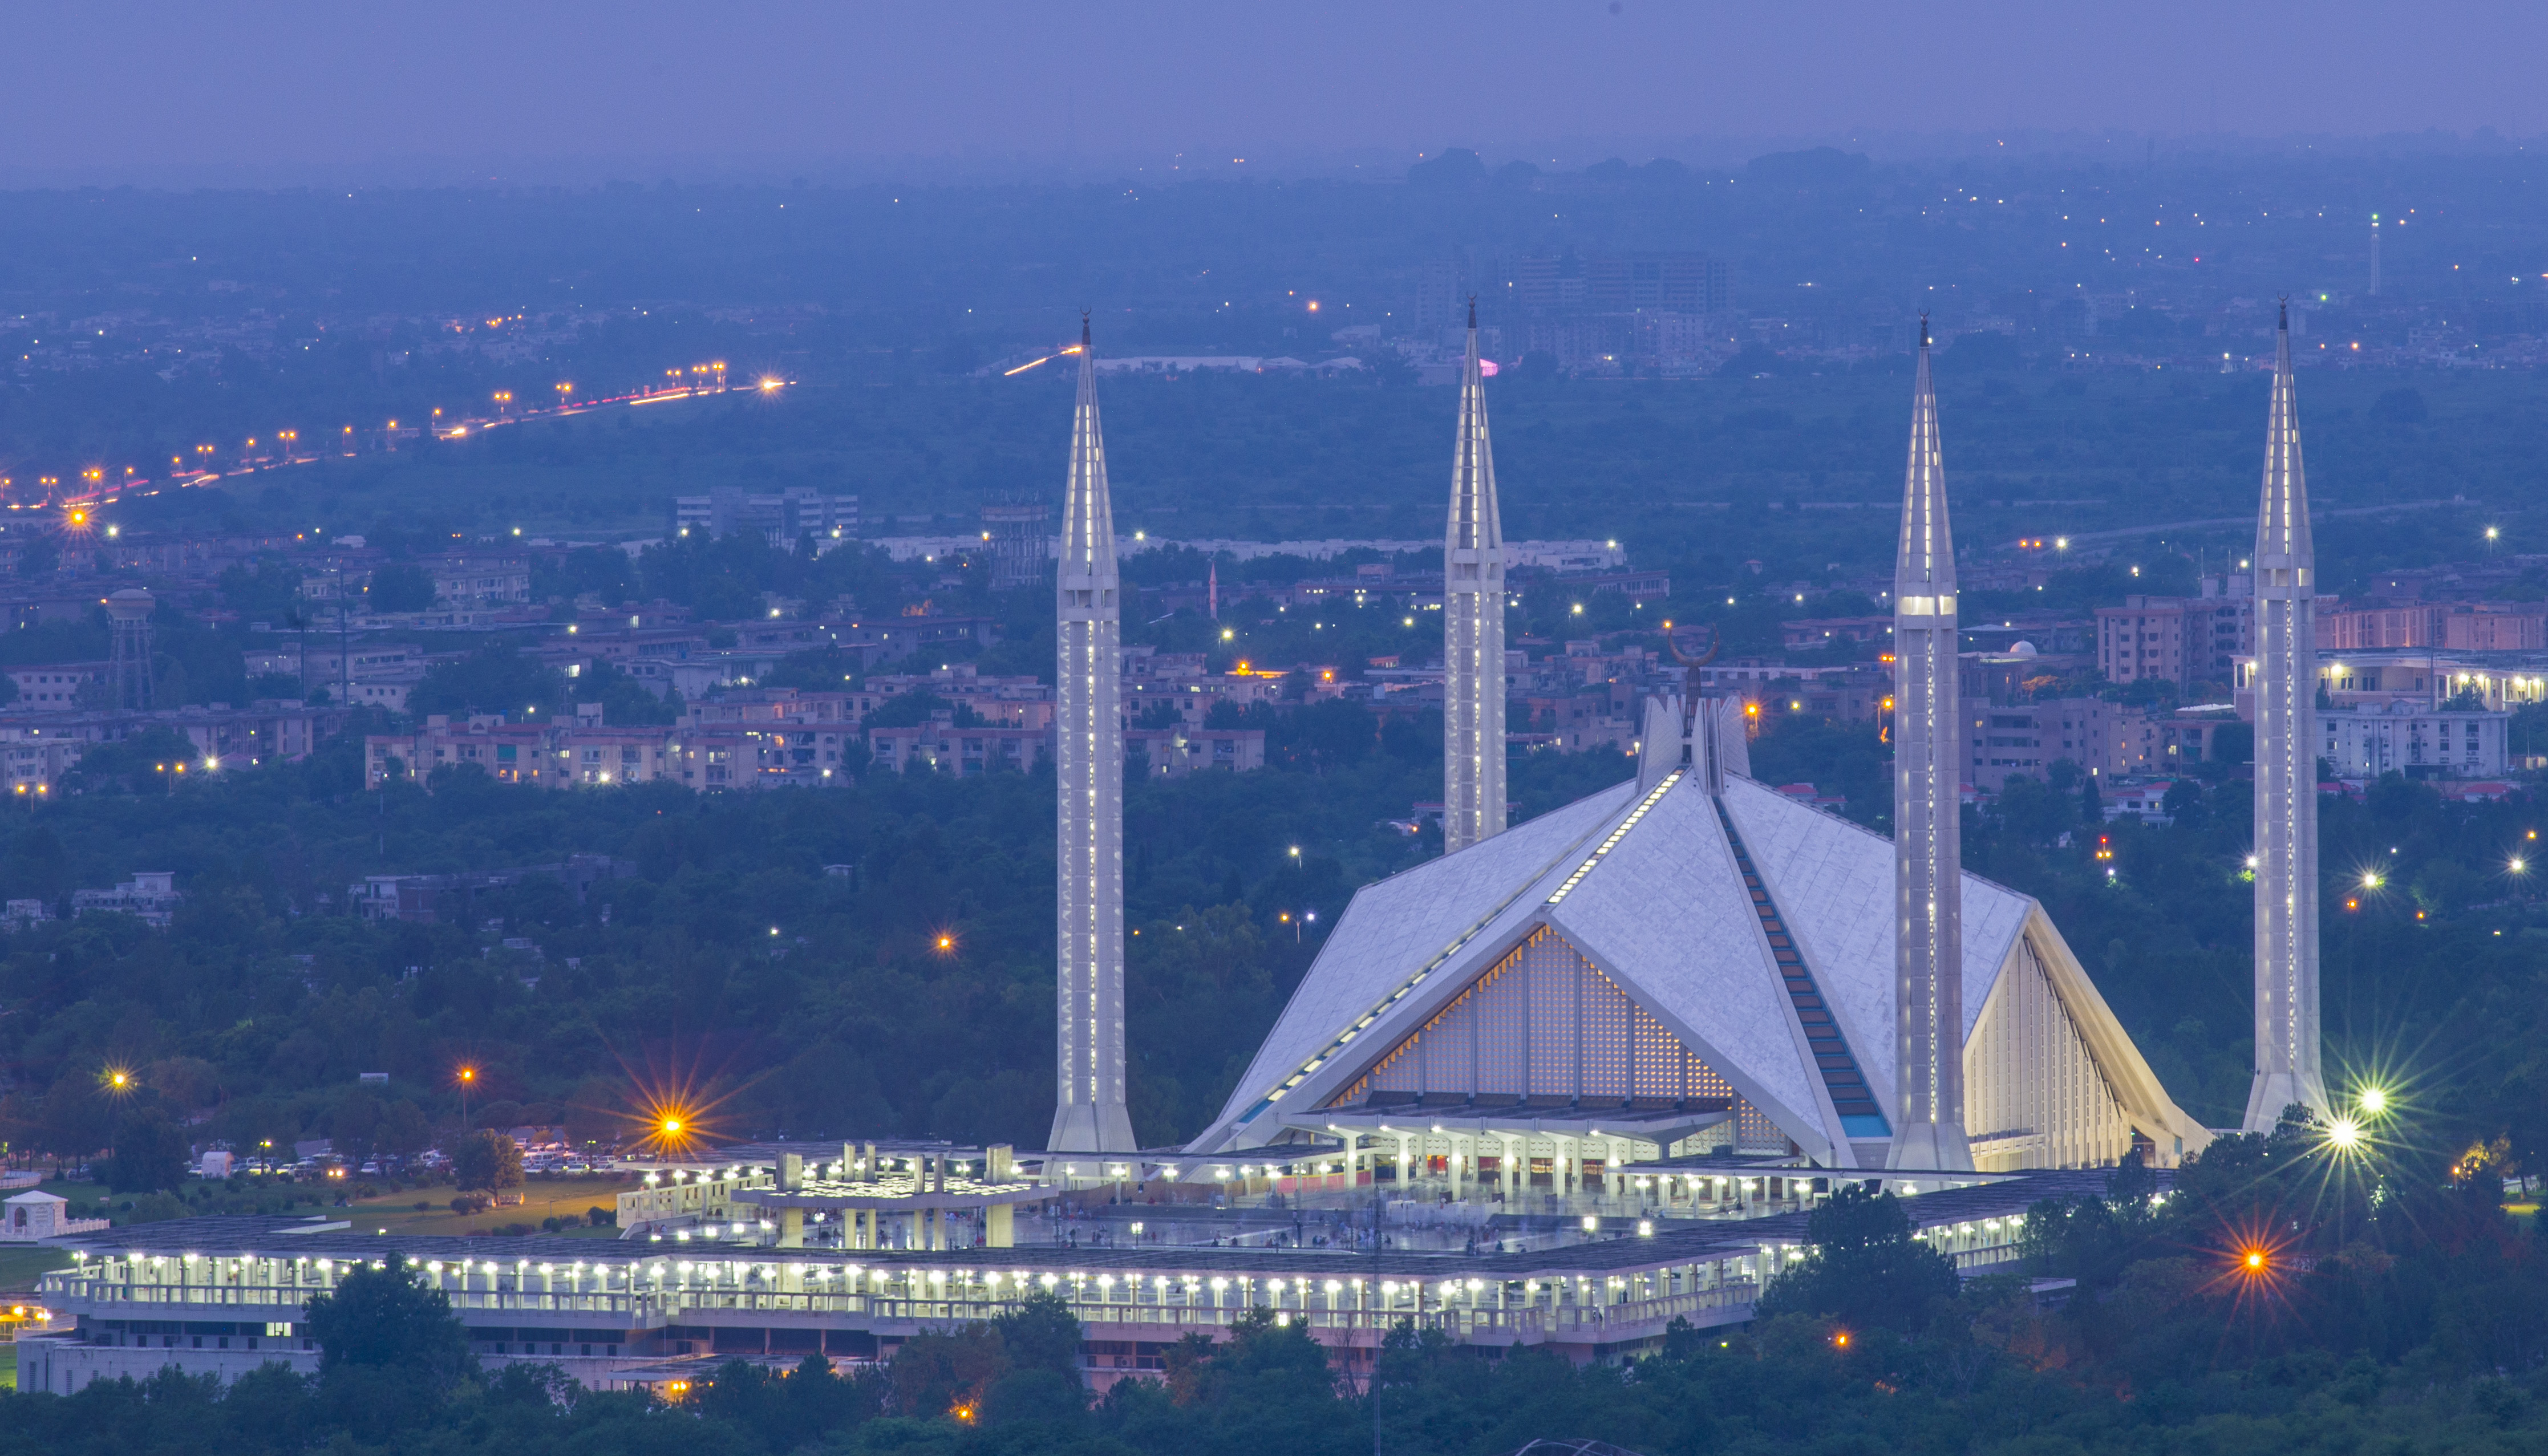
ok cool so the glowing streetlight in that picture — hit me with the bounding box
[2358,1086,2389,1117]
[2326,1117,2363,1151]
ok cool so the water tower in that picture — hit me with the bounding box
[105,588,153,712]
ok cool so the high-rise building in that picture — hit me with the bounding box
[673,488,858,548]
[1443,300,1507,855]
[982,500,1051,592]
[2247,303,2327,1130]
[1889,322,1974,1175]
[1049,319,1137,1158]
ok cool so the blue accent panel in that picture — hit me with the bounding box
[1840,1114,1893,1138]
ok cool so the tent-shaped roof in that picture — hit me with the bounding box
[1188,762,2206,1166]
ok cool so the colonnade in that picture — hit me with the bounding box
[1327,1131,1819,1216]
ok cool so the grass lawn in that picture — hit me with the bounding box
[0,1247,74,1296]
[35,1179,109,1207]
[334,1175,641,1241]
[1,1340,15,1392]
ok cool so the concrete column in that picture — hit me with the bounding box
[777,1208,804,1249]
[987,1204,1014,1247]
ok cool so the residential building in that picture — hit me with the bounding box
[2103,780,2180,825]
[1125,728,1267,777]
[2095,594,2259,690]
[868,719,1053,776]
[1963,698,2115,792]
[7,663,107,710]
[673,487,859,547]
[350,855,634,924]
[2321,701,2509,779]
[367,716,560,787]
[419,552,533,607]
[71,871,181,927]
[2321,602,2548,652]
[0,702,349,792]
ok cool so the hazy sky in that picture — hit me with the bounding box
[14,2,2547,181]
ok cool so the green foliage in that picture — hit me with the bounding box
[100,1113,191,1193]
[301,1256,476,1389]
[63,727,201,795]
[368,563,436,613]
[0,713,1629,1158]
[1756,1182,1960,1333]
[451,1129,524,1193]
[411,646,564,719]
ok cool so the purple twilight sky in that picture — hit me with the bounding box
[10,1,2546,182]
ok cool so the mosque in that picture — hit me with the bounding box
[20,307,2331,1395]
[1048,305,2225,1190]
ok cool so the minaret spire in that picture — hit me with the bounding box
[1887,316,1973,1174]
[1050,313,1136,1156]
[1443,295,1507,854]
[2245,299,2327,1130]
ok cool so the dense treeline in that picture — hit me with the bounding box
[0,719,1631,1167]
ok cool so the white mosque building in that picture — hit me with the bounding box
[1185,313,2213,1185]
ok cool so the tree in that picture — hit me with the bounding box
[1756,1182,1959,1333]
[103,1112,193,1192]
[367,563,436,612]
[302,1255,477,1441]
[330,1089,383,1166]
[409,646,565,718]
[450,1128,523,1194]
[989,1289,1082,1381]
[376,1101,433,1166]
[302,1257,473,1385]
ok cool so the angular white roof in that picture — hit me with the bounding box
[1189,764,2201,1164]
[1719,773,2034,1114]
[1207,781,1638,1142]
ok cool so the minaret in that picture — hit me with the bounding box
[2245,302,2327,1131]
[1443,297,1507,854]
[1050,315,1137,1156]
[1888,319,1974,1174]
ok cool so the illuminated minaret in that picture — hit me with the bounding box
[1887,319,1973,1174]
[2369,214,2382,297]
[1443,297,1507,854]
[1050,315,1136,1156]
[2245,302,2327,1131]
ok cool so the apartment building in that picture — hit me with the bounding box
[2322,701,2509,780]
[1963,698,2116,792]
[2321,602,2548,652]
[2095,594,2255,690]
[6,663,107,711]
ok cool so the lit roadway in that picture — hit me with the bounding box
[37,373,792,515]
